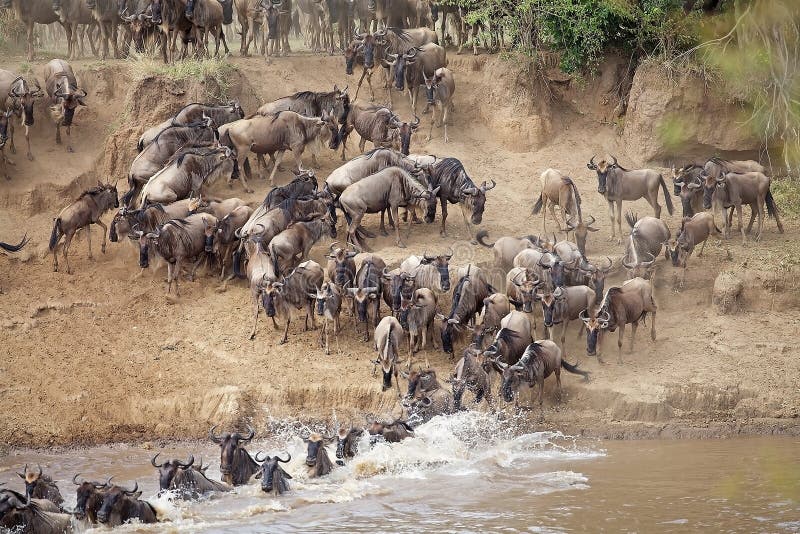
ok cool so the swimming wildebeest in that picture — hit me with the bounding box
[403,368,454,423]
[0,489,72,533]
[702,171,783,243]
[427,157,494,237]
[49,182,119,274]
[96,482,157,526]
[366,417,415,442]
[580,277,657,363]
[334,425,363,465]
[664,212,722,287]
[587,155,673,242]
[43,59,87,153]
[254,452,292,495]
[72,475,112,524]
[495,340,589,418]
[16,464,63,506]
[209,425,260,486]
[303,433,335,478]
[532,168,582,234]
[622,211,670,279]
[150,453,231,499]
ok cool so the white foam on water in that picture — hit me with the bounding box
[526,471,590,495]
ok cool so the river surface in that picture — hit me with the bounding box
[1,413,798,533]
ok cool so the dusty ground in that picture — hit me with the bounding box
[0,51,798,449]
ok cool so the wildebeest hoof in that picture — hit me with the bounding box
[26,153,33,161]
[9,145,15,154]
[67,146,74,153]
[101,245,106,254]
[245,188,254,194]
[249,333,256,340]
[380,229,389,237]
[397,242,406,248]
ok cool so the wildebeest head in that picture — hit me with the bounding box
[261,280,282,317]
[136,226,152,268]
[72,475,111,521]
[97,483,141,524]
[498,360,524,402]
[385,268,415,318]
[703,173,727,210]
[423,70,443,105]
[202,217,215,252]
[16,464,43,502]
[421,249,453,291]
[539,286,566,328]
[123,13,154,53]
[209,425,255,478]
[335,425,363,465]
[326,242,357,287]
[348,286,379,323]
[587,155,618,194]
[53,77,87,127]
[565,215,598,259]
[254,452,292,494]
[304,433,334,468]
[150,453,194,492]
[579,257,613,297]
[346,31,376,73]
[388,114,420,156]
[320,108,341,150]
[461,179,496,225]
[384,48,418,91]
[512,268,541,313]
[310,282,334,316]
[8,77,42,127]
[580,305,610,356]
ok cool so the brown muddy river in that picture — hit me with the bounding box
[1,413,798,532]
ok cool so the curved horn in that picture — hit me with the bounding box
[177,455,194,468]
[601,257,613,271]
[586,215,596,226]
[589,155,596,167]
[121,482,139,495]
[482,179,496,191]
[621,254,634,270]
[411,115,420,127]
[277,452,291,463]
[600,310,611,323]
[328,241,339,253]
[405,47,419,58]
[99,476,114,489]
[72,474,83,486]
[209,424,224,443]
[579,309,589,322]
[610,155,618,167]
[242,425,255,441]
[640,251,655,267]
[254,451,268,463]
[150,453,163,468]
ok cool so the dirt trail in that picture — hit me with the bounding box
[0,53,798,449]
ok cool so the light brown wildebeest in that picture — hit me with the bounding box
[538,285,595,350]
[49,182,119,274]
[563,215,599,258]
[664,212,722,288]
[702,171,783,243]
[587,155,674,242]
[373,315,403,394]
[406,287,438,356]
[310,281,343,355]
[621,211,670,279]
[532,168,582,234]
[475,230,539,272]
[423,67,455,143]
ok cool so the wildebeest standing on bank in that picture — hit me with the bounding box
[49,182,119,274]
[426,157,494,238]
[0,0,60,61]
[137,101,244,151]
[374,315,403,393]
[664,212,722,287]
[587,155,673,242]
[261,260,325,344]
[703,171,783,243]
[385,42,447,114]
[310,281,343,354]
[0,68,43,162]
[86,0,123,60]
[51,0,99,59]
[622,212,670,279]
[184,0,230,57]
[437,264,494,355]
[337,101,403,160]
[423,67,455,142]
[139,146,236,205]
[532,168,582,234]
[43,59,87,153]
[210,425,261,485]
[257,85,351,126]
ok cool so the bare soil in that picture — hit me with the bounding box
[1,53,798,449]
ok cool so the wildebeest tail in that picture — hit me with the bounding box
[269,242,280,277]
[531,194,544,215]
[563,177,582,220]
[561,359,590,381]
[137,138,144,152]
[624,210,639,230]
[232,241,247,278]
[765,189,779,218]
[659,175,674,215]
[384,321,394,357]
[475,229,494,248]
[0,234,29,253]
[48,218,62,251]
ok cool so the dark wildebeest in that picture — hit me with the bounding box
[539,285,595,350]
[72,475,112,524]
[0,109,12,180]
[16,464,63,506]
[374,315,403,393]
[703,171,783,243]
[85,0,122,59]
[532,168,582,235]
[338,166,438,250]
[151,453,231,499]
[49,182,119,274]
[43,59,87,153]
[345,31,383,101]
[671,164,706,218]
[261,170,320,210]
[218,110,336,189]
[664,212,722,287]
[496,340,589,418]
[140,146,236,204]
[422,66,454,142]
[268,217,333,276]
[375,25,438,53]
[310,281,343,354]
[385,42,447,114]
[138,101,244,151]
[334,426,363,465]
[427,157,494,238]
[475,230,538,273]
[406,287,438,356]
[575,256,613,305]
[482,310,533,372]
[137,212,218,295]
[399,250,452,292]
[348,254,385,341]
[0,0,60,61]
[257,85,351,127]
[182,0,230,57]
[437,264,494,356]
[337,101,408,160]
[96,482,157,526]
[51,0,98,59]
[261,260,325,344]
[209,425,260,486]
[148,0,197,63]
[304,433,335,478]
[403,368,454,422]
[366,417,414,442]
[0,489,72,533]
[125,118,217,206]
[381,267,415,319]
[451,345,492,410]
[254,452,293,495]
[580,277,657,363]
[702,156,765,181]
[622,211,670,279]
[0,69,42,162]
[586,155,674,242]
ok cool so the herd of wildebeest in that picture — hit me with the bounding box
[0,5,790,531]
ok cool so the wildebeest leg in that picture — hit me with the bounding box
[347,211,365,250]
[62,231,75,275]
[650,310,657,341]
[438,200,449,236]
[85,225,93,260]
[379,210,389,236]
[548,200,561,232]
[307,300,317,330]
[651,190,661,219]
[268,151,285,186]
[459,204,476,243]
[392,205,405,248]
[537,378,545,421]
[629,320,638,354]
[698,238,707,257]
[560,321,568,349]
[754,201,764,241]
[280,315,290,344]
[615,201,623,244]
[555,366,562,403]
[65,124,74,153]
[736,204,745,243]
[617,323,625,363]
[607,200,616,241]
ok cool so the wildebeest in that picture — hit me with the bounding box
[404,368,454,422]
[703,171,783,243]
[664,212,722,287]
[0,489,72,533]
[257,85,351,126]
[72,475,112,524]
[43,59,86,153]
[427,157,494,237]
[304,433,335,478]
[587,155,673,242]
[451,345,492,410]
[49,182,119,274]
[348,254,385,340]
[437,264,494,355]
[219,110,335,189]
[140,146,235,204]
[233,0,265,56]
[109,198,201,253]
[622,211,670,279]
[563,215,599,259]
[269,217,333,275]
[325,242,358,288]
[532,168,582,234]
[138,101,244,151]
[482,310,534,371]
[1,0,60,61]
[0,69,42,162]
[262,170,320,210]
[399,250,452,292]
[182,0,230,57]
[51,0,98,59]
[209,425,260,486]
[381,267,415,318]
[16,464,63,506]
[406,287,438,355]
[96,482,157,526]
[261,260,325,344]
[366,417,414,442]
[126,118,217,205]
[213,204,253,279]
[505,267,541,315]
[374,315,403,393]
[345,31,382,101]
[310,281,342,354]
[385,42,447,114]
[475,230,538,272]
[496,340,589,417]
[575,256,613,304]
[137,212,218,295]
[86,0,122,59]
[423,67,455,142]
[334,426,363,465]
[234,237,278,339]
[374,25,438,51]
[672,164,706,217]
[474,292,510,347]
[580,277,657,363]
[702,156,765,181]
[254,452,292,495]
[338,166,438,250]
[151,453,231,498]
[539,285,595,349]
[337,101,403,160]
